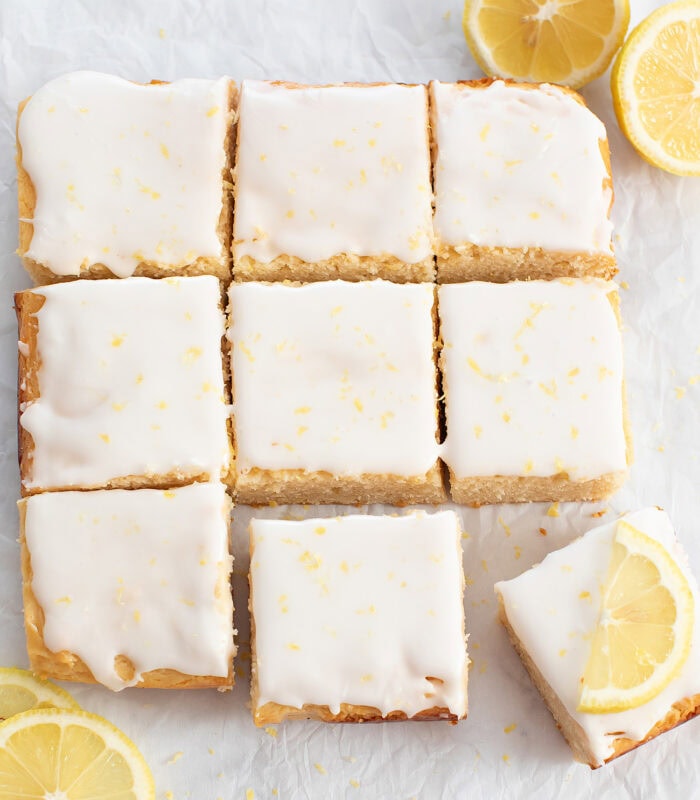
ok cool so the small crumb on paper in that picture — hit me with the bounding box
[504,723,517,734]
[265,727,278,738]
[314,762,327,775]
[167,751,183,765]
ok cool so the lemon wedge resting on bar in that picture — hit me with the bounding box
[578,520,694,714]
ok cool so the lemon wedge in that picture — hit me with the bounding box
[0,668,79,722]
[0,708,155,800]
[611,0,700,176]
[578,520,694,714]
[463,0,630,89]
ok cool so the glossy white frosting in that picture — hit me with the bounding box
[20,277,230,490]
[233,81,433,264]
[439,279,626,479]
[431,80,613,254]
[24,483,234,691]
[19,71,229,277]
[496,508,700,765]
[250,511,468,718]
[229,280,439,476]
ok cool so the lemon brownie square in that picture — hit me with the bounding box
[438,278,631,505]
[249,511,468,724]
[17,276,232,495]
[229,280,444,505]
[495,508,700,767]
[430,79,616,283]
[232,81,434,283]
[18,482,235,690]
[17,71,235,283]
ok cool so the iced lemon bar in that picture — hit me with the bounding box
[19,483,235,691]
[249,511,468,724]
[17,71,235,283]
[229,280,444,505]
[430,79,615,283]
[233,81,434,282]
[17,276,232,494]
[496,509,700,767]
[439,278,630,505]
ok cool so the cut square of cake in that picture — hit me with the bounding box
[232,80,434,283]
[17,71,235,283]
[249,511,468,724]
[18,482,235,691]
[228,280,444,505]
[438,278,631,505]
[430,79,615,283]
[495,508,700,767]
[16,276,232,494]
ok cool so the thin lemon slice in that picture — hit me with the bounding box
[611,0,700,176]
[578,520,694,714]
[0,708,155,800]
[0,668,79,722]
[463,0,630,89]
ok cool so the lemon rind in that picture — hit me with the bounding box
[0,667,79,717]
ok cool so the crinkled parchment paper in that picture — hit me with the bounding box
[1,1,699,798]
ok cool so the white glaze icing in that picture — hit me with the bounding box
[439,279,626,479]
[431,80,613,254]
[19,71,230,277]
[228,280,439,476]
[250,511,468,718]
[20,276,230,490]
[23,483,234,691]
[496,508,700,765]
[233,81,433,264]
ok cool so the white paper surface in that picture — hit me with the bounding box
[1,1,699,798]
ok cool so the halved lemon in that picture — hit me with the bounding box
[578,520,694,714]
[611,0,700,176]
[0,668,79,722]
[0,708,155,800]
[463,0,630,89]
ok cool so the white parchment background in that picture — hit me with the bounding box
[1,1,699,798]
